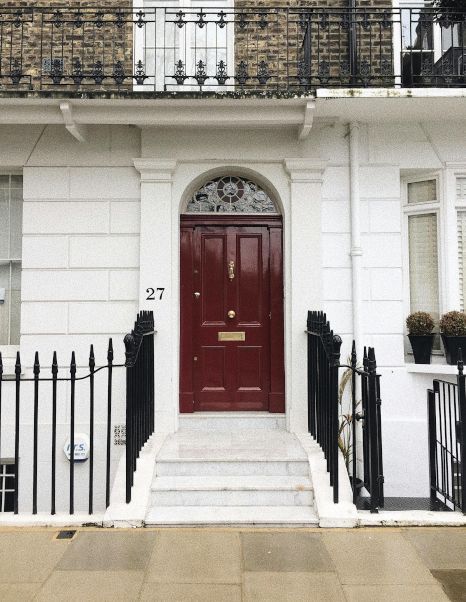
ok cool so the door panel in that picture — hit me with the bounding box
[201,235,227,325]
[180,216,285,412]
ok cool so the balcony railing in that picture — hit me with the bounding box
[0,5,464,95]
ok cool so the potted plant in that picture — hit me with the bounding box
[440,311,466,365]
[406,311,435,364]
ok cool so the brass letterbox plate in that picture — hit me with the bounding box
[218,331,245,342]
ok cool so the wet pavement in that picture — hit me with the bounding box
[0,526,463,601]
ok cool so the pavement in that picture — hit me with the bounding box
[0,527,463,601]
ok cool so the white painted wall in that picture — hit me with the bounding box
[0,113,465,510]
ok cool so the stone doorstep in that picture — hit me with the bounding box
[144,505,319,527]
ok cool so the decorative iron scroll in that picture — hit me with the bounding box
[186,176,277,213]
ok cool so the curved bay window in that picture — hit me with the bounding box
[186,176,278,214]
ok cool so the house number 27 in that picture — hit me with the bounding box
[146,288,165,300]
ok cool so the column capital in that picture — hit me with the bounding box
[133,159,177,182]
[283,159,326,183]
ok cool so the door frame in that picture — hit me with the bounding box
[179,213,285,413]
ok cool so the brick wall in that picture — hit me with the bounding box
[0,2,133,91]
[234,1,395,89]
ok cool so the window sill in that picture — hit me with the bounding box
[405,363,458,375]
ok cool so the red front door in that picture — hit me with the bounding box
[180,215,284,412]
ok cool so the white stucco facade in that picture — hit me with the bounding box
[1,93,466,513]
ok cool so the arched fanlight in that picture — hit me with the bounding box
[186,175,278,214]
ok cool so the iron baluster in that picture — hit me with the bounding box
[89,345,95,515]
[51,352,58,515]
[14,352,21,515]
[32,352,40,514]
[69,351,76,515]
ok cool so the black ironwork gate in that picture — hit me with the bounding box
[428,353,465,513]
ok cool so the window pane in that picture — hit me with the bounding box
[407,179,437,204]
[9,181,23,259]
[408,213,439,322]
[458,211,466,312]
[0,263,10,345]
[0,178,9,259]
[9,263,21,345]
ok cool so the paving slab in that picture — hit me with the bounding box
[431,570,466,602]
[343,584,450,602]
[402,528,466,570]
[243,572,346,602]
[35,570,145,602]
[139,582,242,601]
[241,531,334,572]
[57,530,156,571]
[0,531,69,583]
[322,530,437,585]
[145,530,242,584]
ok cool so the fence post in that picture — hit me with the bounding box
[331,334,342,504]
[457,349,466,514]
[427,387,437,505]
[13,352,21,515]
[367,347,380,513]
[351,340,358,505]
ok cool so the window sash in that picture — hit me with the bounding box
[408,212,440,340]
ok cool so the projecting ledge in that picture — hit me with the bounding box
[405,363,458,375]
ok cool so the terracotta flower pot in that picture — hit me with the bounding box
[408,334,434,364]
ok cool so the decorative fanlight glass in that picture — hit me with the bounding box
[186,176,278,213]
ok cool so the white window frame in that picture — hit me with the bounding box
[0,171,22,362]
[454,171,466,311]
[0,460,15,513]
[402,172,443,353]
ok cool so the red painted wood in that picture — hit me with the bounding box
[180,216,284,412]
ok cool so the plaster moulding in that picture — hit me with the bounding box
[283,159,327,183]
[133,159,177,182]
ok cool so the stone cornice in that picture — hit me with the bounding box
[283,159,326,183]
[133,159,177,182]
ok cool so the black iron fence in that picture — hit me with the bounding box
[0,5,464,94]
[124,311,155,503]
[428,353,465,513]
[306,310,384,512]
[0,310,155,515]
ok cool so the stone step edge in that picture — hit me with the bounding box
[155,457,309,463]
[151,476,313,492]
[145,506,319,526]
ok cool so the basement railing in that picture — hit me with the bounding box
[0,310,155,515]
[0,6,464,94]
[306,310,384,512]
[428,352,466,514]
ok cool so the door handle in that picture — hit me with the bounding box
[228,260,235,280]
[227,310,236,319]
[194,292,200,298]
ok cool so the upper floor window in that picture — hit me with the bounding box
[186,176,278,214]
[0,175,22,346]
[404,175,441,345]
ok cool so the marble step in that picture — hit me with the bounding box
[178,413,286,431]
[151,476,314,507]
[155,459,310,477]
[145,505,319,526]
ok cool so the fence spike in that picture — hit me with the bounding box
[108,338,114,363]
[52,351,58,375]
[15,351,21,374]
[458,347,464,375]
[0,352,3,376]
[70,351,76,375]
[89,344,95,370]
[33,351,40,375]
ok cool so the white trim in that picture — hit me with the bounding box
[401,172,442,352]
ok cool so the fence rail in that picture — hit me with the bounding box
[428,352,465,513]
[0,310,155,515]
[0,5,464,94]
[306,310,384,512]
